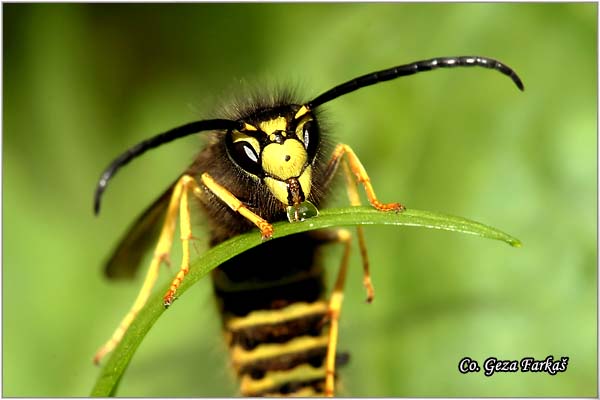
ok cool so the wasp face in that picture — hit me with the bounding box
[225,105,320,214]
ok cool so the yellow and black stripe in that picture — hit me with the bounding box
[212,234,332,396]
[93,56,524,396]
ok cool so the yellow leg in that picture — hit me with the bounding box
[165,173,274,306]
[324,143,407,302]
[323,229,352,397]
[93,177,185,364]
[94,172,276,364]
[163,175,196,307]
[341,160,375,303]
[200,172,273,239]
[328,143,405,212]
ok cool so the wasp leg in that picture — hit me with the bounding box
[163,175,201,307]
[320,228,353,397]
[93,175,187,364]
[323,143,404,303]
[93,172,275,364]
[165,172,275,305]
[326,143,405,212]
[340,160,375,303]
[200,172,273,239]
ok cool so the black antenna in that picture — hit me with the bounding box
[308,56,524,109]
[93,119,241,215]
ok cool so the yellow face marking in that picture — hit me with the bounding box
[264,166,312,206]
[261,140,306,180]
[294,105,310,120]
[258,116,288,135]
[264,177,289,206]
[231,130,260,155]
[294,119,311,142]
[298,166,312,198]
[242,122,257,131]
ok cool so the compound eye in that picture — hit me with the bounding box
[227,137,263,176]
[302,120,319,161]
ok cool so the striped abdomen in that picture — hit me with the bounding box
[211,232,332,396]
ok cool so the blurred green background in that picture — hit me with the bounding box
[3,3,596,397]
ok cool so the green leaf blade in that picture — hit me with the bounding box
[91,207,520,396]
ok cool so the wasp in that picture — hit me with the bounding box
[93,56,523,396]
